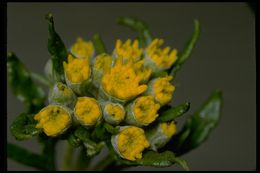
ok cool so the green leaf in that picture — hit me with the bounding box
[92,34,106,54]
[10,113,41,140]
[166,89,223,156]
[45,13,68,82]
[117,17,152,47]
[74,126,104,157]
[7,52,46,113]
[7,143,51,170]
[169,19,201,77]
[158,102,190,122]
[137,151,189,170]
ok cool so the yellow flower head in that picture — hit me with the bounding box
[159,121,177,138]
[71,37,94,59]
[101,56,147,101]
[115,39,143,62]
[74,97,102,126]
[34,105,72,137]
[133,96,160,125]
[94,53,112,73]
[116,126,150,161]
[146,38,177,69]
[105,103,125,122]
[63,54,90,83]
[153,76,175,105]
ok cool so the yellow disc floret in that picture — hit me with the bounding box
[71,37,94,59]
[117,127,150,161]
[134,60,152,83]
[101,56,147,100]
[153,76,175,105]
[160,121,177,138]
[94,54,112,73]
[115,39,143,62]
[63,54,90,83]
[74,97,101,126]
[146,38,177,69]
[105,103,125,121]
[133,96,160,125]
[34,105,71,137]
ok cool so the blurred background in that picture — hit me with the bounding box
[7,3,256,171]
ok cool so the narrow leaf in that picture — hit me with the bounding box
[92,34,106,54]
[10,113,41,140]
[170,19,200,77]
[7,52,45,113]
[158,102,190,122]
[117,17,152,47]
[45,13,68,82]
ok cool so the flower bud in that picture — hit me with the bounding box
[144,76,175,106]
[48,82,77,108]
[63,54,92,95]
[144,39,177,74]
[70,37,94,60]
[34,104,73,137]
[74,97,102,127]
[92,53,112,88]
[111,126,150,161]
[101,101,125,125]
[125,96,160,127]
[145,121,177,151]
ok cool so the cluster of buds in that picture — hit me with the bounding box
[35,37,178,161]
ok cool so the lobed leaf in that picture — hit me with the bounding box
[7,52,46,113]
[10,113,41,140]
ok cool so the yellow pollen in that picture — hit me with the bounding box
[101,56,147,100]
[63,54,90,83]
[115,39,143,62]
[133,96,160,125]
[153,76,175,105]
[71,37,94,59]
[34,105,71,137]
[146,38,178,69]
[75,97,101,125]
[160,121,177,137]
[105,103,125,121]
[117,127,150,161]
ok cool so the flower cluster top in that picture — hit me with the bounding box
[35,37,178,161]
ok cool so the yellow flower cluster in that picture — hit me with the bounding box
[35,37,177,161]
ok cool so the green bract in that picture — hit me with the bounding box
[7,14,222,171]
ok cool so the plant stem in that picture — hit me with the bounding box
[62,143,74,170]
[73,146,91,170]
[92,153,115,171]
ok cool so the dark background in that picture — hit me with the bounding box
[7,3,256,171]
